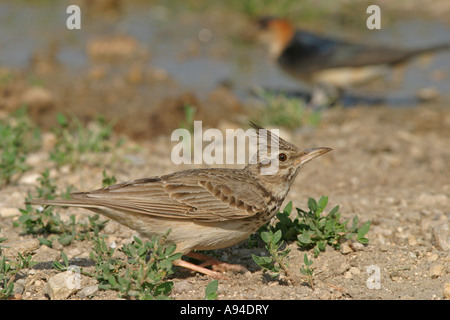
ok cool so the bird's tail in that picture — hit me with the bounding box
[26,197,100,209]
[405,43,450,60]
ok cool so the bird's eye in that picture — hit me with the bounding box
[278,153,287,162]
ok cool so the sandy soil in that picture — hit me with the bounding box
[1,98,449,300]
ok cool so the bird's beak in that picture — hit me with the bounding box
[296,147,332,166]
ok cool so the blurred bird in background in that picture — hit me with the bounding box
[256,17,450,106]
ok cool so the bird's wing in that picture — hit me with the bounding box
[59,170,267,222]
[281,30,423,72]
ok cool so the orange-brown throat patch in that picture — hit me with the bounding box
[266,19,295,58]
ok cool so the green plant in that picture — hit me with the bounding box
[49,113,116,168]
[53,251,92,278]
[299,253,314,289]
[271,197,371,257]
[102,170,117,187]
[181,104,196,133]
[0,255,15,299]
[255,89,321,130]
[0,106,41,185]
[0,230,37,299]
[251,197,370,284]
[52,251,71,272]
[204,280,219,300]
[16,170,108,246]
[252,230,291,280]
[16,169,65,235]
[297,197,370,256]
[35,169,56,200]
[0,229,6,255]
[89,232,181,300]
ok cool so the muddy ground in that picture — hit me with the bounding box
[0,1,449,300]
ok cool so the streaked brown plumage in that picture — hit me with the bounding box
[29,123,332,278]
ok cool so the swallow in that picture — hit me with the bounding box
[257,17,450,89]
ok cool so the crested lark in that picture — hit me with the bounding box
[29,123,332,279]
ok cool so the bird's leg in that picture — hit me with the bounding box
[186,252,249,274]
[173,258,228,280]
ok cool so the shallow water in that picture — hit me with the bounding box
[1,1,449,106]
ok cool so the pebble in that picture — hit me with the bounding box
[416,87,440,102]
[172,280,191,294]
[24,153,46,167]
[44,272,80,300]
[78,285,99,299]
[14,279,26,296]
[429,264,445,279]
[444,283,450,300]
[431,223,449,251]
[33,245,60,263]
[418,193,448,207]
[408,236,417,246]
[2,239,40,258]
[336,262,351,275]
[349,267,361,275]
[21,87,55,113]
[0,207,21,218]
[427,253,439,263]
[350,242,365,251]
[87,35,144,61]
[340,243,353,255]
[67,248,82,259]
[18,173,42,185]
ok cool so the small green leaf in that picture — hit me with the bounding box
[155,281,173,296]
[170,252,183,261]
[303,253,310,265]
[164,243,176,256]
[317,240,326,251]
[137,246,147,257]
[133,236,143,246]
[298,233,311,245]
[260,231,271,244]
[38,237,53,247]
[58,234,74,246]
[358,237,369,245]
[283,201,293,214]
[351,215,359,231]
[307,198,317,212]
[252,254,272,268]
[318,196,328,210]
[328,205,339,217]
[204,280,218,300]
[357,221,371,240]
[61,251,69,267]
[272,230,282,244]
[56,113,67,126]
[53,261,66,271]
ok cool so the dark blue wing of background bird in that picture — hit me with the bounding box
[278,30,449,76]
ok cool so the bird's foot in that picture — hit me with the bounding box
[173,259,229,280]
[173,252,249,279]
[187,252,249,274]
